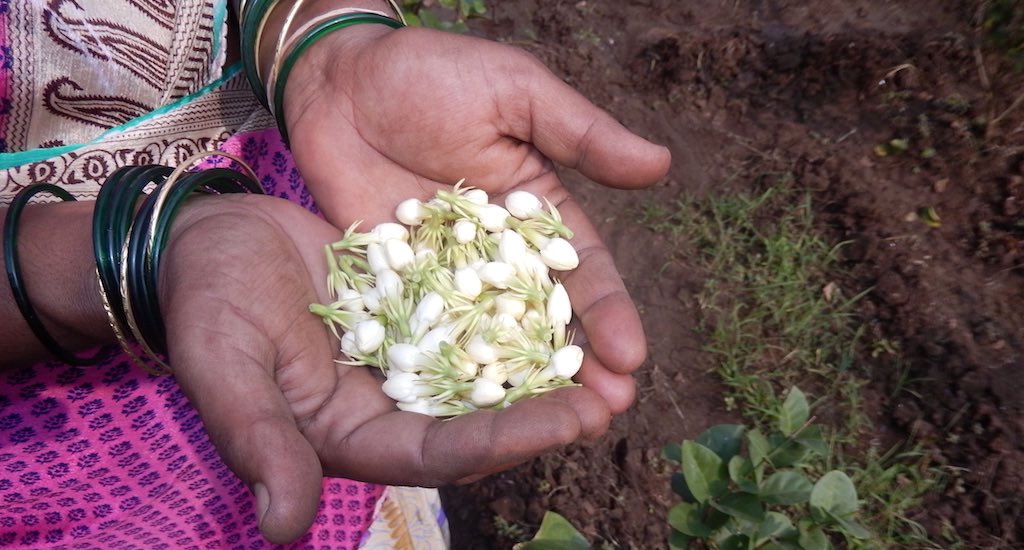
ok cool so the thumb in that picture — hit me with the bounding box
[511,55,671,188]
[168,331,325,543]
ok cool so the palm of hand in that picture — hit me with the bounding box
[284,25,670,409]
[158,194,611,542]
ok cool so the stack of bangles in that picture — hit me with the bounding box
[238,0,407,145]
[3,156,263,375]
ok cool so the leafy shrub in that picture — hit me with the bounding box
[663,388,872,549]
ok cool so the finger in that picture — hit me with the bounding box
[161,214,328,544]
[505,52,672,189]
[316,386,610,487]
[164,291,326,543]
[554,196,649,374]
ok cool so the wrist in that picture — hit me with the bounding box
[2,201,112,366]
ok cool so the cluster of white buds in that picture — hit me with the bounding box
[310,182,584,417]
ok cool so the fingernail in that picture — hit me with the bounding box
[252,482,270,526]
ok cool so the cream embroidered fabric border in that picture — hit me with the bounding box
[6,0,222,151]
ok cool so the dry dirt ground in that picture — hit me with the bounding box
[440,1,1024,548]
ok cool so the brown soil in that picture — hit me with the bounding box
[442,1,1024,548]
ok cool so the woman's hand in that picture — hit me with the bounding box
[160,194,617,543]
[284,25,672,414]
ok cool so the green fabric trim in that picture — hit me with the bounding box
[212,0,228,65]
[0,44,242,171]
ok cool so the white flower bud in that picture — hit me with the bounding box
[370,222,409,243]
[505,190,543,220]
[386,343,424,373]
[547,283,572,326]
[397,398,447,416]
[382,372,425,403]
[454,267,483,298]
[480,362,509,385]
[414,291,446,326]
[476,204,510,232]
[374,269,404,300]
[477,261,516,289]
[498,229,528,268]
[495,295,526,320]
[418,324,455,354]
[340,330,358,358]
[354,319,386,354]
[549,345,584,378]
[366,243,390,275]
[456,358,479,378]
[395,198,427,226]
[506,367,530,387]
[383,238,415,272]
[469,378,506,408]
[467,334,500,365]
[336,288,365,312]
[453,219,478,244]
[464,188,489,206]
[540,237,579,271]
[519,251,550,284]
[362,288,383,314]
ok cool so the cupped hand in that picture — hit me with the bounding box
[284,25,672,412]
[159,194,615,543]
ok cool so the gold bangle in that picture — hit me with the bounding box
[264,6,395,110]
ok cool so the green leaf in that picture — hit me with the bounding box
[809,471,859,522]
[663,442,683,464]
[779,387,810,436]
[515,511,590,550]
[755,511,797,544]
[760,471,813,505]
[718,534,750,550]
[832,514,873,540]
[671,472,696,503]
[797,521,831,550]
[682,441,727,503]
[668,502,712,537]
[794,425,828,457]
[767,434,809,468]
[710,492,764,523]
[696,424,746,461]
[728,455,758,493]
[668,529,691,550]
[747,428,771,483]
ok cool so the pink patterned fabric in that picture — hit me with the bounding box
[0,127,385,548]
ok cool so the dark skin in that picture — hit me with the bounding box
[3,0,672,543]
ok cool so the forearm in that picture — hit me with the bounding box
[1,202,113,367]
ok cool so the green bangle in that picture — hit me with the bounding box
[93,165,173,332]
[125,168,263,355]
[272,12,404,146]
[240,0,279,110]
[4,184,110,365]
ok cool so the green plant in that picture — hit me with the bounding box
[402,0,487,32]
[514,511,590,550]
[638,181,956,548]
[663,387,871,549]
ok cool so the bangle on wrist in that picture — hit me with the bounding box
[271,10,404,145]
[4,184,113,366]
[242,0,407,116]
[95,154,261,375]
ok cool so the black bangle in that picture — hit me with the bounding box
[121,162,263,362]
[93,165,173,332]
[3,184,109,365]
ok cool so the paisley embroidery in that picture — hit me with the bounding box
[43,0,168,91]
[42,76,150,129]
